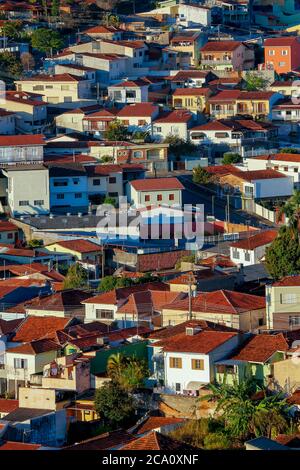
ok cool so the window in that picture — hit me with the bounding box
[155,127,162,133]
[109,192,118,197]
[145,195,150,202]
[284,167,288,172]
[34,200,44,205]
[294,168,298,173]
[73,178,80,185]
[7,233,13,239]
[268,50,275,56]
[93,179,101,186]
[14,358,28,369]
[289,316,300,327]
[215,132,229,138]
[138,120,147,126]
[157,194,162,201]
[64,96,72,102]
[169,194,174,201]
[33,85,44,91]
[109,177,116,184]
[75,193,82,199]
[281,293,297,304]
[279,62,286,67]
[232,248,240,259]
[175,383,181,392]
[96,309,114,319]
[61,85,70,91]
[54,180,68,187]
[19,200,29,206]
[133,151,143,159]
[169,357,182,368]
[245,251,251,262]
[45,85,53,89]
[282,50,288,56]
[191,359,204,370]
[57,193,64,200]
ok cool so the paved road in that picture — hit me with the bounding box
[178,175,276,228]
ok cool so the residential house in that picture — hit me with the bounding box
[229,230,278,267]
[41,354,91,394]
[270,80,300,97]
[117,103,159,133]
[55,105,101,134]
[221,0,249,26]
[167,268,238,293]
[108,79,149,105]
[169,31,205,68]
[172,87,211,116]
[45,239,102,279]
[54,64,97,84]
[161,289,266,330]
[78,52,131,85]
[48,164,88,213]
[272,100,300,123]
[215,333,288,387]
[82,108,117,137]
[2,338,61,395]
[0,110,15,135]
[208,90,241,119]
[265,275,300,330]
[245,153,300,187]
[83,25,123,41]
[152,109,193,141]
[95,39,148,71]
[1,164,50,216]
[127,177,184,207]
[169,70,217,90]
[154,326,240,394]
[200,41,255,71]
[0,134,44,164]
[114,142,169,174]
[189,119,278,158]
[21,290,91,320]
[119,431,197,451]
[0,221,19,245]
[15,74,96,109]
[83,281,170,323]
[211,167,294,211]
[3,91,48,134]
[264,36,300,74]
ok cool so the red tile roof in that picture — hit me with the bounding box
[137,250,191,272]
[154,109,192,123]
[7,338,60,355]
[255,153,300,163]
[0,221,18,232]
[201,40,243,52]
[12,315,72,343]
[117,103,158,117]
[231,169,287,182]
[134,416,185,435]
[208,90,241,103]
[273,275,300,287]
[148,319,239,341]
[19,73,84,82]
[48,239,101,254]
[163,289,265,314]
[84,25,121,34]
[112,79,148,88]
[63,430,136,450]
[0,441,41,450]
[264,37,299,47]
[24,289,91,312]
[230,230,278,250]
[155,329,237,353]
[0,134,44,147]
[130,177,183,191]
[173,87,210,96]
[117,290,184,316]
[119,431,197,451]
[0,399,18,413]
[232,333,288,362]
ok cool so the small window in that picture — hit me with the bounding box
[75,193,82,199]
[109,177,116,184]
[175,383,181,392]
[245,251,251,262]
[268,50,275,56]
[19,200,29,206]
[93,179,101,186]
[7,233,13,239]
[169,357,182,368]
[145,195,150,202]
[34,200,44,205]
[57,193,64,200]
[157,194,162,201]
[191,359,204,370]
[282,50,288,56]
[169,194,174,201]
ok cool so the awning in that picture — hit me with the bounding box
[186,381,205,391]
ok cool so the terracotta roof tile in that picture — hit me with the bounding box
[7,338,61,355]
[117,103,158,117]
[273,275,300,287]
[120,431,197,451]
[230,230,278,250]
[47,239,101,254]
[130,177,183,191]
[0,134,44,147]
[264,37,299,46]
[134,416,185,435]
[232,333,288,362]
[201,40,243,52]
[0,399,18,413]
[12,315,72,343]
[155,329,237,353]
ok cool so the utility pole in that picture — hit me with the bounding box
[211,195,215,218]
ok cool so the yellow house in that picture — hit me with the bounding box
[266,275,300,330]
[45,239,102,264]
[270,80,300,97]
[172,88,211,115]
[66,400,99,422]
[236,91,282,119]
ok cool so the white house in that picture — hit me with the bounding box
[153,110,193,142]
[155,326,240,394]
[245,153,300,187]
[127,177,184,208]
[108,79,149,104]
[117,103,159,133]
[229,229,278,266]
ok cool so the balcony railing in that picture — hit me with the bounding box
[201,59,232,65]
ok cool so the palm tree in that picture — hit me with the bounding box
[199,380,292,441]
[107,353,128,383]
[278,189,300,232]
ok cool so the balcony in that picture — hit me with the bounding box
[201,58,232,66]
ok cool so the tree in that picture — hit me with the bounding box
[279,147,300,154]
[105,120,128,141]
[63,263,88,289]
[265,190,300,279]
[20,52,35,72]
[244,72,269,91]
[51,0,60,17]
[192,165,212,185]
[31,28,64,55]
[100,155,113,163]
[0,51,23,77]
[164,135,196,160]
[98,275,116,292]
[107,353,128,383]
[1,21,22,40]
[103,196,117,207]
[222,152,242,165]
[107,353,149,392]
[94,382,135,427]
[28,239,43,249]
[200,379,291,441]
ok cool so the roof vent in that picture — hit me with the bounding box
[186,326,201,336]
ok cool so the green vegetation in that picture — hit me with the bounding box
[244,72,269,91]
[94,382,135,427]
[107,353,149,392]
[100,155,114,163]
[31,28,64,55]
[279,147,300,154]
[164,136,196,159]
[63,263,88,289]
[265,190,300,279]
[0,51,23,77]
[192,165,213,185]
[98,272,158,292]
[222,152,242,165]
[28,238,43,249]
[175,254,195,270]
[105,120,128,141]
